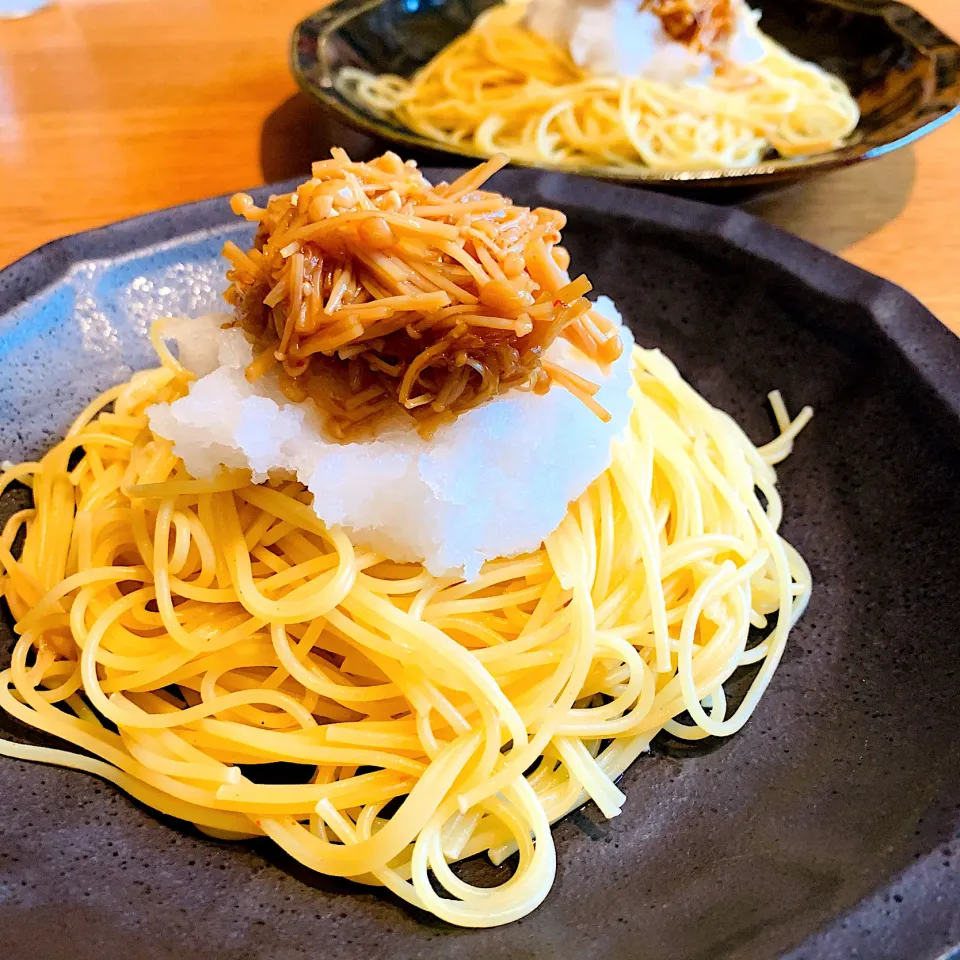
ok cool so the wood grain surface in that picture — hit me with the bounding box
[1,0,958,334]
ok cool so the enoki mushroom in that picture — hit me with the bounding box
[223,150,623,439]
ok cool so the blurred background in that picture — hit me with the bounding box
[0,0,957,333]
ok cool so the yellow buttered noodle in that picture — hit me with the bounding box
[0,322,811,926]
[339,2,859,172]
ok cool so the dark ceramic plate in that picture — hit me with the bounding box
[290,0,960,186]
[1,171,960,960]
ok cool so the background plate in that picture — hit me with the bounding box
[1,171,959,960]
[290,0,960,186]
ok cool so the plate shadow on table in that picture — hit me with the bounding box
[259,94,458,185]
[742,145,916,254]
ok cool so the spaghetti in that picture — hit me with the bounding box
[0,328,812,925]
[339,1,860,172]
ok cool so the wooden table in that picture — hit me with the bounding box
[1,0,958,334]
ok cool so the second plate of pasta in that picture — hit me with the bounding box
[291,0,960,184]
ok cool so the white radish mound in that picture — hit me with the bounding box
[148,299,635,580]
[524,0,764,83]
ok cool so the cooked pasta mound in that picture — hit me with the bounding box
[0,342,811,926]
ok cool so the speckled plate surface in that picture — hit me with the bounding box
[1,171,959,960]
[290,0,960,186]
